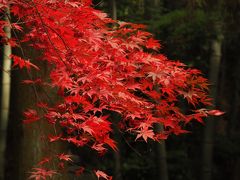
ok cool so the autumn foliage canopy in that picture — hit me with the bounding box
[0,0,221,179]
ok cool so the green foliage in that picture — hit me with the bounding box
[150,9,211,71]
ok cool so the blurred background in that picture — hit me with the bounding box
[1,0,240,180]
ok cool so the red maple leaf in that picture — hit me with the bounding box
[22,78,42,84]
[95,170,112,180]
[48,134,62,142]
[29,168,57,180]
[136,127,155,142]
[75,167,85,176]
[91,143,107,153]
[146,38,161,50]
[208,110,225,116]
[23,109,40,124]
[103,136,117,151]
[58,153,73,162]
[37,157,51,166]
[11,55,39,70]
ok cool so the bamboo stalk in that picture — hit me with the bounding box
[0,6,12,180]
[155,124,169,180]
[201,22,223,180]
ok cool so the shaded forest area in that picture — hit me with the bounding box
[1,0,240,180]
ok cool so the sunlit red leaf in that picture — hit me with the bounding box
[136,128,155,142]
[208,110,225,116]
[91,143,107,153]
[58,153,73,162]
[95,170,112,180]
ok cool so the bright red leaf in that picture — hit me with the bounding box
[208,110,225,116]
[58,153,73,162]
[95,170,112,180]
[11,55,39,70]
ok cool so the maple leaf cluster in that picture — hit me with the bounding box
[0,0,222,179]
[29,168,57,180]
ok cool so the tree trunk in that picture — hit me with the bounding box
[113,126,123,180]
[108,1,123,179]
[145,0,169,178]
[201,22,223,180]
[229,57,240,135]
[154,0,160,6]
[5,56,69,180]
[155,124,168,180]
[109,0,117,20]
[233,158,240,180]
[0,6,12,180]
[4,29,69,180]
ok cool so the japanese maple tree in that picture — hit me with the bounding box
[0,0,222,179]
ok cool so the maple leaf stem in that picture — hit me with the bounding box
[117,129,142,157]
